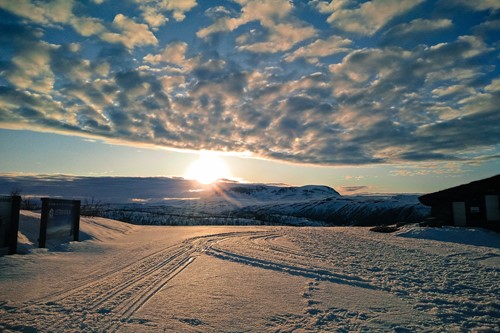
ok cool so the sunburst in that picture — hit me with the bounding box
[185,153,231,184]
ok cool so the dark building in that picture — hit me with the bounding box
[419,175,500,231]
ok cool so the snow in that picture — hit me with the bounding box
[396,225,500,249]
[15,210,141,254]
[1,211,499,332]
[204,183,340,203]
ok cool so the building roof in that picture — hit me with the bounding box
[419,175,500,206]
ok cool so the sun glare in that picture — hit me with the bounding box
[185,154,231,185]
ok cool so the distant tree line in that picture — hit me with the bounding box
[9,188,40,210]
[80,197,106,217]
[9,188,105,216]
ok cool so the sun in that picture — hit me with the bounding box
[185,153,231,185]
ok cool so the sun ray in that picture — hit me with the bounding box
[185,153,231,185]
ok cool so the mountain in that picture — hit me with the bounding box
[0,175,429,226]
[205,182,340,202]
[237,195,429,226]
[192,183,427,226]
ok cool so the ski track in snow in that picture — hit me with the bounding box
[1,224,499,332]
[0,231,263,333]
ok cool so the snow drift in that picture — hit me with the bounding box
[15,210,141,254]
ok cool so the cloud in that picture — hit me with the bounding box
[237,23,316,53]
[316,0,423,35]
[466,154,500,166]
[473,19,500,37]
[413,107,500,157]
[284,36,352,63]
[198,0,316,53]
[163,0,197,21]
[329,35,492,101]
[390,162,465,177]
[485,79,500,92]
[143,41,197,72]
[204,6,233,20]
[197,0,294,38]
[0,0,103,39]
[139,5,168,29]
[432,84,474,98]
[135,0,198,29]
[0,0,73,25]
[101,14,158,49]
[391,18,452,35]
[323,34,498,163]
[0,1,158,50]
[4,41,58,94]
[345,175,365,180]
[445,0,500,11]
[0,0,498,169]
[70,16,107,36]
[0,86,83,133]
[429,35,491,59]
[134,0,197,28]
[381,18,452,44]
[338,185,369,194]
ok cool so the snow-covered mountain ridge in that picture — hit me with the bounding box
[191,182,428,226]
[204,183,340,202]
[238,195,429,226]
[0,175,429,226]
[101,190,428,227]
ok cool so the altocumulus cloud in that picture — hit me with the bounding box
[0,0,499,166]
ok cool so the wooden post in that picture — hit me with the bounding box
[72,200,80,242]
[7,196,21,255]
[39,198,49,248]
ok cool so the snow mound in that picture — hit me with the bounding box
[396,225,500,249]
[17,211,141,254]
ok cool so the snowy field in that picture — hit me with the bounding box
[1,212,499,332]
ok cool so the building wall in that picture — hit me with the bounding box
[429,195,499,231]
[430,204,453,225]
[419,175,500,231]
[463,196,486,227]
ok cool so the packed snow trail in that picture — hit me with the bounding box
[1,227,267,332]
[1,214,499,332]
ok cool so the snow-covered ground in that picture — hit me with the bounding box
[1,211,499,332]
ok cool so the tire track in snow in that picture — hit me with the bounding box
[206,232,392,332]
[206,233,373,290]
[1,231,264,333]
[248,232,327,261]
[206,247,372,289]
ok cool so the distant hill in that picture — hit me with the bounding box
[0,175,429,226]
[237,195,429,226]
[205,183,340,202]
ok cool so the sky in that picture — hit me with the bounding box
[0,0,499,194]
